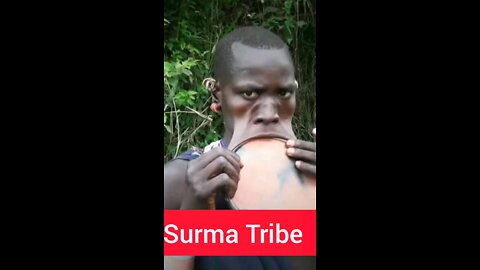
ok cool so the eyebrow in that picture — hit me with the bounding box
[232,82,264,92]
[232,81,298,92]
[280,83,298,91]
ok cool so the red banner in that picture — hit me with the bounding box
[164,210,316,256]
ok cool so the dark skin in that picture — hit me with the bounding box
[164,43,316,210]
[164,43,316,269]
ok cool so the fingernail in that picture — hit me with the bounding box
[313,128,316,135]
[287,140,295,147]
[287,148,295,155]
[295,161,301,168]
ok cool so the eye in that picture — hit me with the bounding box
[279,89,293,98]
[241,91,259,99]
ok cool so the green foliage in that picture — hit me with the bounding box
[164,0,316,162]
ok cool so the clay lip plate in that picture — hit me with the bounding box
[228,138,316,210]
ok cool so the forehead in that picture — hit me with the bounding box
[229,42,294,81]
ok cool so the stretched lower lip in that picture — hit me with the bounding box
[244,131,292,141]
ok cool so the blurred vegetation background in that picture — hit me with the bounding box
[164,0,316,162]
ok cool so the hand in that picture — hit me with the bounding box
[286,128,316,177]
[181,147,243,209]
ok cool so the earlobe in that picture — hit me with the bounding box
[210,103,222,113]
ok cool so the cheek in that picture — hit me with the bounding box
[223,95,250,118]
[281,97,296,118]
[290,97,296,113]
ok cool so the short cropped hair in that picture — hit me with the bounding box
[213,26,291,82]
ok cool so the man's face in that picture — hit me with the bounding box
[218,42,297,146]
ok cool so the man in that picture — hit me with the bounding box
[164,26,316,270]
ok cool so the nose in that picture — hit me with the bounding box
[253,102,280,125]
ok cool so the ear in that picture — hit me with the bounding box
[210,103,221,113]
[211,90,220,103]
[210,90,222,113]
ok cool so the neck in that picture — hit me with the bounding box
[223,129,233,147]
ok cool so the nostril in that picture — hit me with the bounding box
[253,115,279,125]
[253,117,263,124]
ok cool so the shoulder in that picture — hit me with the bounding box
[164,158,188,175]
[164,159,189,209]
[164,147,203,186]
[164,140,224,209]
[164,159,188,191]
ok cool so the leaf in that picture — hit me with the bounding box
[284,0,293,14]
[297,21,307,27]
[182,69,193,76]
[164,62,172,73]
[174,61,183,69]
[264,7,278,13]
[164,125,172,134]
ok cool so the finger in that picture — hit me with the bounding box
[220,149,243,172]
[190,147,242,171]
[223,148,242,164]
[286,148,316,163]
[202,173,238,199]
[295,161,316,177]
[286,139,316,152]
[199,155,240,185]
